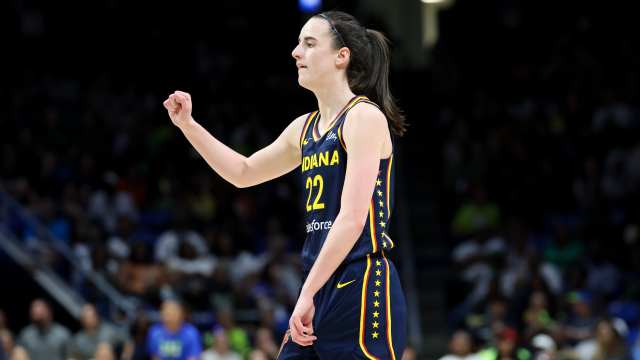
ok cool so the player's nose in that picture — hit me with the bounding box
[292,43,303,60]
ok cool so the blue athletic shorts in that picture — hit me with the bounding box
[277,253,407,360]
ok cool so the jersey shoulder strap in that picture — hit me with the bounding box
[337,96,381,150]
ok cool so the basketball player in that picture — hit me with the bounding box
[163,11,407,360]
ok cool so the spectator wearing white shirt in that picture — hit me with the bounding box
[201,328,242,360]
[439,330,478,360]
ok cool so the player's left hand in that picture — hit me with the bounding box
[289,293,317,346]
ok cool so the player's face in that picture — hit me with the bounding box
[292,18,342,90]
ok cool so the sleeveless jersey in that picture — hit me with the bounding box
[298,95,396,271]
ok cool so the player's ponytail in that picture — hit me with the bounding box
[364,29,406,136]
[315,11,407,136]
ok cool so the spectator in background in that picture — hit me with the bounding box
[523,291,557,340]
[105,216,137,271]
[117,242,165,301]
[559,291,597,346]
[261,225,302,310]
[502,252,563,301]
[146,300,201,360]
[165,237,217,310]
[93,342,115,360]
[213,307,251,359]
[499,220,563,299]
[122,313,151,360]
[632,333,640,360]
[201,327,242,360]
[586,242,622,300]
[0,310,13,359]
[154,210,209,265]
[573,318,631,360]
[157,212,217,309]
[9,346,30,360]
[529,333,556,360]
[476,327,531,360]
[24,198,71,245]
[248,349,269,360]
[439,330,478,360]
[252,327,279,360]
[87,173,138,234]
[67,303,129,360]
[452,186,501,238]
[450,230,506,324]
[466,297,511,345]
[0,330,14,360]
[401,344,417,360]
[543,223,584,274]
[17,299,70,360]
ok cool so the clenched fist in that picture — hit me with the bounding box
[163,90,195,128]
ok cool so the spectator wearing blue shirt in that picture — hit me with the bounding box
[147,300,202,360]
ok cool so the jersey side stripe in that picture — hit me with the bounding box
[383,253,397,360]
[359,255,378,360]
[337,125,347,151]
[369,199,378,253]
[386,155,393,217]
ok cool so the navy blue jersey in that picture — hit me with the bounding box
[299,95,395,271]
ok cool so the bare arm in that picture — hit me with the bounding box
[301,103,390,296]
[164,91,305,188]
[288,103,392,345]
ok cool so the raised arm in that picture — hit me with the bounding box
[164,91,306,188]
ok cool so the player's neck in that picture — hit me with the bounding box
[314,82,356,131]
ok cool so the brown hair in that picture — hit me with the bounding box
[314,11,407,136]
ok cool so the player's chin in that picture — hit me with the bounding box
[297,76,314,91]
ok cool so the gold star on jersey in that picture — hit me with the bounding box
[359,254,397,359]
[370,257,384,340]
[367,167,395,255]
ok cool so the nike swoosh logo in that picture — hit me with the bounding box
[336,279,356,289]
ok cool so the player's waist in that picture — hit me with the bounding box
[301,251,385,278]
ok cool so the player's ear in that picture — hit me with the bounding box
[335,47,350,69]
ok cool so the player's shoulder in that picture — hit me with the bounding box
[283,112,317,148]
[344,100,387,132]
[294,111,317,125]
[286,112,314,131]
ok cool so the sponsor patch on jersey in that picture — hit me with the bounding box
[306,219,333,233]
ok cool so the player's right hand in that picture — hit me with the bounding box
[289,293,317,346]
[163,90,195,128]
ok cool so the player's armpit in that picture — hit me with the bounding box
[236,113,309,187]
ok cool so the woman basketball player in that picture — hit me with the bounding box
[163,11,407,360]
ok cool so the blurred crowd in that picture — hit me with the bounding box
[2,3,318,359]
[430,2,640,359]
[0,299,283,360]
[1,54,306,359]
